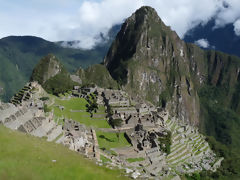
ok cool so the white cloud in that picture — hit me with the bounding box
[55,0,144,49]
[234,19,240,36]
[194,39,210,48]
[214,0,240,28]
[0,0,240,49]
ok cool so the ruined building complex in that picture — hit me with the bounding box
[0,82,223,179]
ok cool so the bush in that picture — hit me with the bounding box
[158,131,172,154]
[43,104,51,113]
[109,118,123,128]
[43,73,77,96]
[40,97,49,101]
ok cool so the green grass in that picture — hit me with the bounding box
[195,151,202,156]
[168,150,191,164]
[202,146,209,152]
[166,119,170,124]
[0,125,128,180]
[192,147,198,153]
[126,157,145,163]
[171,155,191,166]
[167,145,187,159]
[100,155,111,164]
[96,131,131,151]
[50,96,111,129]
[197,143,205,150]
[54,97,88,110]
[171,143,182,152]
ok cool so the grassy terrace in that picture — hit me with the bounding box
[96,131,131,151]
[0,126,128,180]
[167,145,188,160]
[126,157,145,163]
[100,155,111,163]
[50,96,111,128]
[168,150,191,164]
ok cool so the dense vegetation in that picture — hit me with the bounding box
[77,64,119,89]
[158,131,172,155]
[43,72,76,95]
[198,85,240,179]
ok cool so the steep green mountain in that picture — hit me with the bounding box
[104,6,240,179]
[31,54,77,95]
[77,64,118,89]
[0,31,119,102]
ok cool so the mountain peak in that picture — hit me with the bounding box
[134,6,159,18]
[104,6,176,84]
[104,6,198,124]
[31,54,64,85]
[124,6,163,30]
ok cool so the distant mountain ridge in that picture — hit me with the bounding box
[0,28,119,101]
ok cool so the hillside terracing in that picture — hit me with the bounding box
[0,82,223,179]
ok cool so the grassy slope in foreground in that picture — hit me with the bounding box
[0,125,128,180]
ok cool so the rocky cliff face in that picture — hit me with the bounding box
[31,54,64,84]
[104,6,200,125]
[104,6,240,126]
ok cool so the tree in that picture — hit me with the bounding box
[109,118,123,128]
[43,104,51,113]
[40,97,49,101]
[116,130,120,142]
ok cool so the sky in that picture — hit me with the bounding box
[0,0,240,49]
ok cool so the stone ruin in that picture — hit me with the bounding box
[62,119,100,160]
